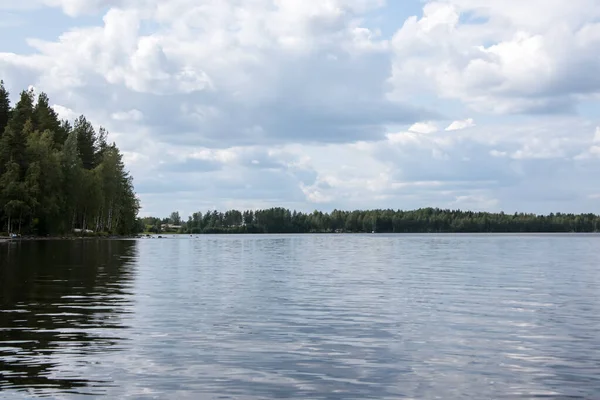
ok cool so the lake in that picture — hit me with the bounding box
[1,234,600,399]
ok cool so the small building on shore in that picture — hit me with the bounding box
[161,224,182,231]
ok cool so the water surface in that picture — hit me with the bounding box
[1,234,600,399]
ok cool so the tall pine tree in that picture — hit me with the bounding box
[33,92,63,146]
[0,80,10,138]
[73,115,97,170]
[6,89,34,137]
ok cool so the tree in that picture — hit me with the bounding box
[94,145,139,233]
[25,130,63,234]
[143,207,600,235]
[0,80,10,138]
[96,127,109,160]
[6,89,34,137]
[243,210,254,225]
[61,130,84,230]
[78,168,102,232]
[0,80,140,236]
[33,92,63,145]
[73,115,97,170]
[0,161,31,233]
[169,211,181,225]
[114,174,139,234]
[0,120,30,178]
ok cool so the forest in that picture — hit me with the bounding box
[142,207,600,234]
[0,80,140,236]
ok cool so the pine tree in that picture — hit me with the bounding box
[59,119,72,142]
[0,80,10,138]
[33,92,62,145]
[6,89,34,136]
[73,115,97,170]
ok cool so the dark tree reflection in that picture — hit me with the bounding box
[0,240,138,396]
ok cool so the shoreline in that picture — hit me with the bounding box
[0,235,140,242]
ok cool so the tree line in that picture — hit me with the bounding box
[141,207,600,234]
[0,80,140,236]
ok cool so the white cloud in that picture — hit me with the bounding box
[511,138,570,160]
[300,182,335,204]
[446,118,475,131]
[490,150,507,158]
[52,104,77,121]
[4,0,600,216]
[389,0,600,114]
[0,0,435,147]
[593,127,600,143]
[111,109,143,121]
[43,0,121,16]
[15,0,390,98]
[409,121,439,134]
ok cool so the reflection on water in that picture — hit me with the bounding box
[1,234,600,399]
[0,240,137,397]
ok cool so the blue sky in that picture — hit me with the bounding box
[2,0,600,217]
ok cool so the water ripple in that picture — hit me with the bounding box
[1,234,600,399]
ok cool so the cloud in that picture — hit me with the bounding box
[0,0,437,147]
[43,0,127,16]
[409,121,439,134]
[125,116,600,216]
[111,109,143,121]
[490,150,507,158]
[446,118,475,131]
[388,0,600,114]
[451,194,499,211]
[52,104,78,121]
[593,127,600,143]
[574,127,600,159]
[4,0,600,217]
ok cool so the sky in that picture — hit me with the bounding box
[2,0,600,217]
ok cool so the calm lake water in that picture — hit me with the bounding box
[1,234,600,399]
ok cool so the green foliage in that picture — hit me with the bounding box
[0,80,140,235]
[33,92,64,146]
[153,207,600,234]
[0,80,10,138]
[73,115,97,170]
[6,89,34,137]
[169,211,181,225]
